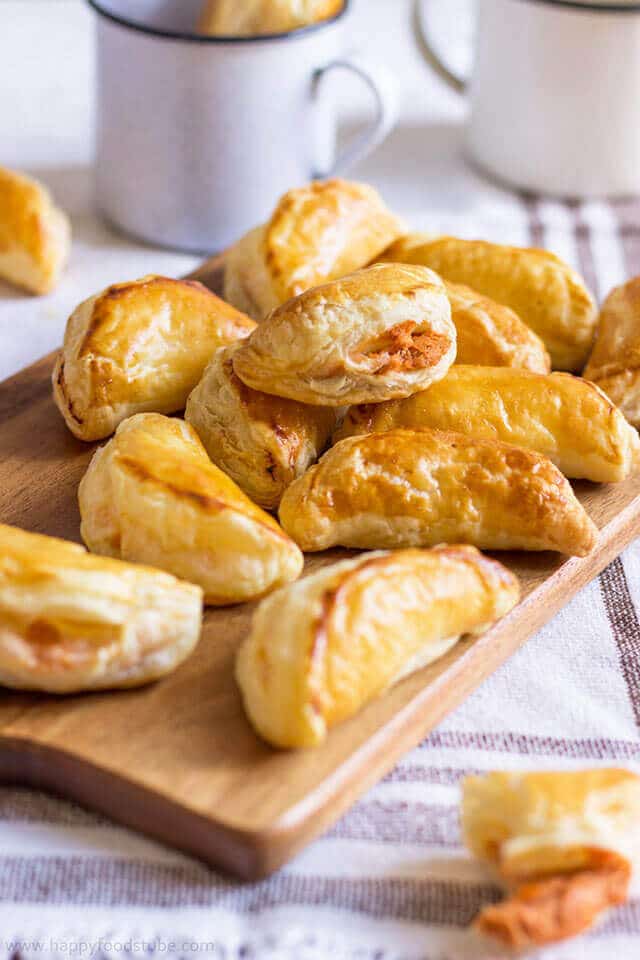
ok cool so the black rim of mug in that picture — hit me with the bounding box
[518,0,640,10]
[86,0,351,43]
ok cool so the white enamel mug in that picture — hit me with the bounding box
[416,0,640,197]
[89,0,398,252]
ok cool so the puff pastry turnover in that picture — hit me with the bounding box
[463,769,640,948]
[237,545,519,748]
[79,413,303,605]
[185,343,337,511]
[445,281,550,372]
[0,166,71,295]
[199,0,343,35]
[584,276,640,427]
[0,523,203,694]
[336,365,640,483]
[53,275,255,442]
[381,234,597,371]
[279,428,598,555]
[224,179,402,319]
[232,264,456,406]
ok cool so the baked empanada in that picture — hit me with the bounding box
[336,365,640,483]
[381,234,597,371]
[237,545,520,748]
[232,264,456,406]
[0,166,71,295]
[224,179,402,319]
[463,769,640,948]
[185,343,337,511]
[0,523,202,694]
[279,428,598,556]
[584,276,640,427]
[199,0,343,35]
[79,414,303,605]
[446,281,550,372]
[53,275,255,442]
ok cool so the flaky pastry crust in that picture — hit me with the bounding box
[199,0,343,35]
[236,546,519,748]
[584,276,640,427]
[224,179,402,319]
[232,264,456,405]
[185,343,337,510]
[336,365,640,483]
[279,428,598,555]
[445,281,550,372]
[0,166,70,295]
[0,523,202,693]
[380,234,597,371]
[53,275,255,442]
[463,769,640,948]
[79,413,303,605]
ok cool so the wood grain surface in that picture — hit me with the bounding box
[0,256,639,879]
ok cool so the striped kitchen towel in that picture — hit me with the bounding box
[1,192,639,960]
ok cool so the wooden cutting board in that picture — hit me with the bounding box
[1,256,639,880]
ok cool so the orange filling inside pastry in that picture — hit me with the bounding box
[363,321,452,374]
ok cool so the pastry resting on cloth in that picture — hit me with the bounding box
[185,343,337,511]
[445,281,550,372]
[53,275,255,442]
[232,264,456,406]
[79,413,303,605]
[0,165,71,295]
[380,234,597,371]
[224,179,402,319]
[335,365,640,483]
[199,0,343,36]
[462,769,640,949]
[279,428,598,556]
[0,523,202,693]
[584,275,640,428]
[237,545,519,748]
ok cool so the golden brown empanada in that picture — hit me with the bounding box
[237,545,519,748]
[232,264,456,406]
[336,365,640,483]
[79,413,303,605]
[0,166,71,295]
[584,276,640,427]
[53,275,255,442]
[0,523,203,694]
[381,234,597,371]
[199,0,343,35]
[279,428,598,555]
[185,343,337,511]
[446,281,550,372]
[224,179,402,319]
[463,769,640,948]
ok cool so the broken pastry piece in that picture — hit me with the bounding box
[462,769,640,948]
[53,275,255,442]
[79,413,303,605]
[279,428,598,556]
[336,365,640,483]
[185,343,337,511]
[232,264,456,406]
[0,523,203,694]
[380,234,597,371]
[445,281,550,372]
[237,546,519,748]
[0,165,71,295]
[584,276,640,428]
[224,178,402,319]
[199,0,343,36]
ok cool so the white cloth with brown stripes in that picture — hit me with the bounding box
[1,187,640,960]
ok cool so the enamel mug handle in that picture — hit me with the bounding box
[413,0,469,94]
[312,55,399,178]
